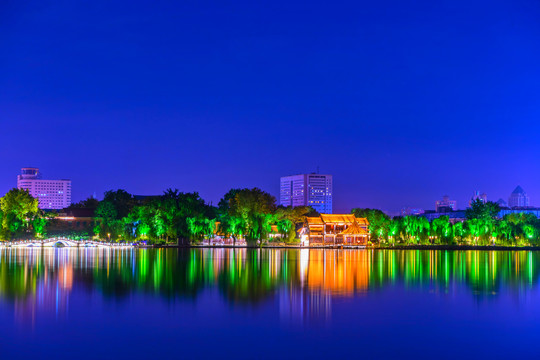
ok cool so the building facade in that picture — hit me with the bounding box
[469,191,487,206]
[301,214,369,246]
[48,208,98,236]
[435,195,457,213]
[508,186,530,208]
[17,168,71,209]
[420,210,466,224]
[280,173,332,214]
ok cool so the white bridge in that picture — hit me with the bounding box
[7,238,131,248]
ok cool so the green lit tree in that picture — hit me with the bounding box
[227,188,276,247]
[275,206,310,242]
[431,216,452,244]
[466,199,500,221]
[0,188,40,240]
[351,208,390,244]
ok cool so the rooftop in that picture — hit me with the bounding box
[340,222,369,235]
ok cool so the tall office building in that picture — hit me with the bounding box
[17,168,71,210]
[508,186,529,208]
[280,173,332,214]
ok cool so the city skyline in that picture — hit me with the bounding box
[1,1,539,213]
[0,165,534,214]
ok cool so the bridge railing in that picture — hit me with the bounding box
[2,237,135,247]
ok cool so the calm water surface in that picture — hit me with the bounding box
[1,248,539,359]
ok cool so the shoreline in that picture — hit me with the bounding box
[153,244,540,251]
[3,242,539,251]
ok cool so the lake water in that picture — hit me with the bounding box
[0,248,539,359]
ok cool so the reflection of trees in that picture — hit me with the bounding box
[368,250,539,297]
[217,249,277,303]
[0,249,539,305]
[78,249,206,300]
[0,261,38,300]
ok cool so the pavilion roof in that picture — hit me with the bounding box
[355,217,369,226]
[340,222,369,235]
[307,214,370,226]
[320,214,357,224]
[307,217,324,225]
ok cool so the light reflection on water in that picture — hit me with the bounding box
[2,248,540,359]
[0,248,538,325]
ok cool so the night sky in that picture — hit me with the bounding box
[1,0,539,214]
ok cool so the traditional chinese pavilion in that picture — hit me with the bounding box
[302,214,369,246]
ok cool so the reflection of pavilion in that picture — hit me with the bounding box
[282,250,332,325]
[280,286,332,325]
[281,249,371,324]
[303,250,370,296]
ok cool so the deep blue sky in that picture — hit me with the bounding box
[1,0,539,213]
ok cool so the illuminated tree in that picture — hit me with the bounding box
[497,219,511,244]
[387,220,400,245]
[227,188,276,247]
[453,221,466,244]
[0,188,39,240]
[351,208,390,243]
[431,216,452,244]
[32,216,47,238]
[466,199,500,220]
[218,214,245,246]
[275,206,310,242]
[187,216,216,242]
[95,200,120,240]
[401,216,427,244]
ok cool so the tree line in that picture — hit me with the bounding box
[2,188,540,247]
[0,187,312,246]
[354,199,540,246]
[91,188,315,246]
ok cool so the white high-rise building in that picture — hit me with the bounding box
[280,173,332,214]
[508,186,530,208]
[17,168,71,210]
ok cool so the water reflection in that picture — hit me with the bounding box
[0,248,538,324]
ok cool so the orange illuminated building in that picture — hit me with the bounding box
[304,214,369,245]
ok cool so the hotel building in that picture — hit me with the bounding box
[280,173,332,214]
[17,168,71,210]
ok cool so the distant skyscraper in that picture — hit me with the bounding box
[435,195,457,212]
[280,173,332,214]
[469,191,487,206]
[17,168,71,210]
[508,186,529,208]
